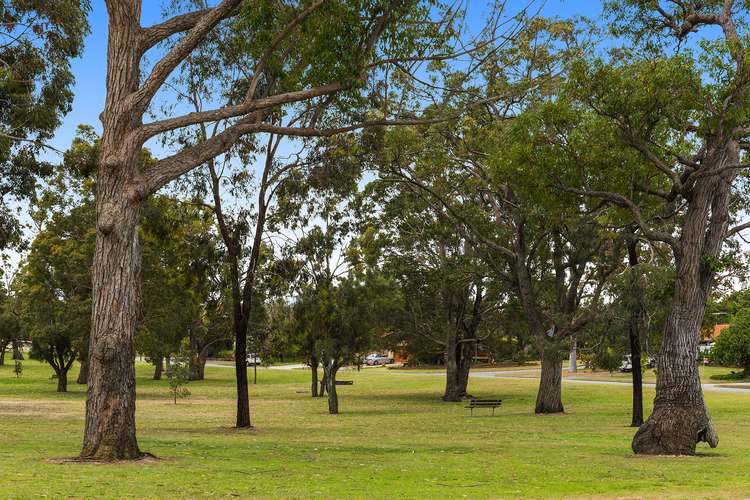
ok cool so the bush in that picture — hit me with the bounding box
[593,347,622,375]
[711,310,750,375]
[166,342,192,404]
[709,371,747,381]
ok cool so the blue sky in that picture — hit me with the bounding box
[46,1,603,156]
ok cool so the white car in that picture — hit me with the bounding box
[365,353,393,366]
[619,355,633,372]
[246,353,261,366]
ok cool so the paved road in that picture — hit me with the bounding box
[464,368,750,394]
[205,361,308,370]
[204,361,750,394]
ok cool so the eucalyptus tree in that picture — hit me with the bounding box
[563,0,750,455]
[84,0,530,459]
[15,201,93,393]
[0,1,89,251]
[0,284,23,366]
[290,221,401,414]
[366,178,493,401]
[378,95,629,414]
[138,196,228,382]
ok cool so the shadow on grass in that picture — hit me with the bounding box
[147,425,261,436]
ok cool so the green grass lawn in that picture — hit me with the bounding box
[2,361,750,498]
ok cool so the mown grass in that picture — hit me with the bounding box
[1,360,750,498]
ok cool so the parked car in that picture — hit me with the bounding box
[620,354,657,372]
[365,353,393,366]
[246,353,261,366]
[619,355,633,372]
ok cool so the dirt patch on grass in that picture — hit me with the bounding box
[0,399,80,419]
[46,453,169,465]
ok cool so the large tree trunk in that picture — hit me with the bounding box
[80,2,144,461]
[82,193,142,459]
[535,348,563,414]
[627,241,644,428]
[153,356,163,380]
[310,356,319,397]
[632,145,735,455]
[77,358,90,385]
[631,306,716,454]
[0,342,7,365]
[325,360,339,414]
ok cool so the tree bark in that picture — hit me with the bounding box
[442,328,462,401]
[189,353,207,381]
[234,317,251,427]
[535,348,563,414]
[77,358,90,385]
[310,356,319,397]
[0,342,7,365]
[457,339,473,397]
[627,241,644,428]
[324,360,339,414]
[80,2,144,460]
[82,192,142,459]
[632,144,734,455]
[153,356,164,381]
[12,341,23,360]
[568,335,577,373]
[319,370,327,397]
[57,368,69,393]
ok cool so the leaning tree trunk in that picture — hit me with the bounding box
[535,347,564,414]
[319,371,327,397]
[627,241,644,428]
[324,360,339,414]
[77,358,90,385]
[153,356,164,381]
[632,146,734,455]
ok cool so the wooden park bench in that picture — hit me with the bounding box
[334,380,354,386]
[465,398,502,416]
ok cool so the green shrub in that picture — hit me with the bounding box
[594,347,622,375]
[166,342,192,404]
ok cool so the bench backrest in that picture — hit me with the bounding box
[469,399,502,406]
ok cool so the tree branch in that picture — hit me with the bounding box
[563,187,679,248]
[130,0,243,111]
[140,7,216,51]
